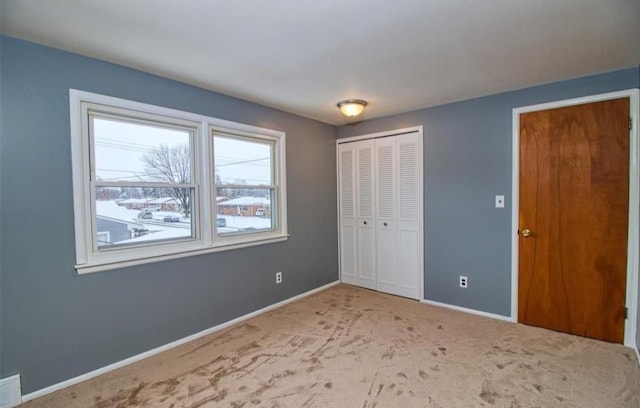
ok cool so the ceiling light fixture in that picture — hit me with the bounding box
[337,99,367,118]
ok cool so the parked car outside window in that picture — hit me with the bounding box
[217,217,226,227]
[163,215,180,222]
[137,210,153,219]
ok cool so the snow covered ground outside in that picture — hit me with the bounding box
[96,201,142,223]
[96,201,273,245]
[216,214,272,231]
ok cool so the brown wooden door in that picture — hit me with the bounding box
[518,98,629,343]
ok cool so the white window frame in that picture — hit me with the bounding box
[70,89,288,274]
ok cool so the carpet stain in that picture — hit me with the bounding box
[479,381,499,404]
[237,341,261,355]
[190,388,229,407]
[177,324,258,358]
[382,346,395,360]
[151,378,180,395]
[340,334,364,347]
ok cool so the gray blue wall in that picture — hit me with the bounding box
[338,67,640,321]
[0,37,339,393]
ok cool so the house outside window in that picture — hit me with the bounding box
[70,90,288,273]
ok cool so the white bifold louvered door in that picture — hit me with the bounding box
[376,133,421,299]
[338,143,358,285]
[338,139,377,290]
[338,130,422,300]
[375,137,398,295]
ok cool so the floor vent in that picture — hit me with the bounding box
[0,375,21,408]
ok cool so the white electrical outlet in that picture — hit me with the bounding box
[276,271,283,284]
[495,195,505,208]
[459,276,468,288]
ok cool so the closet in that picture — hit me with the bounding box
[337,127,423,299]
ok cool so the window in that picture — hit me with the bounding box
[70,90,287,273]
[92,114,197,249]
[214,134,277,235]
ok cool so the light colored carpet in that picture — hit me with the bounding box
[22,284,640,407]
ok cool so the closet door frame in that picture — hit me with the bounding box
[336,126,424,301]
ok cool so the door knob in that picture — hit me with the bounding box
[363,221,367,225]
[384,222,388,226]
[521,228,532,237]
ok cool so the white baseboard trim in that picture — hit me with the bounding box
[22,281,340,403]
[420,299,513,322]
[633,344,640,367]
[0,374,22,408]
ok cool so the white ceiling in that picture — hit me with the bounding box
[2,0,639,125]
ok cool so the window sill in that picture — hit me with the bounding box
[75,234,290,275]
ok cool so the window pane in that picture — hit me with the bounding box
[215,188,274,235]
[214,136,272,186]
[95,187,194,248]
[93,117,191,183]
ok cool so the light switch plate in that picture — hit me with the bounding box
[495,195,505,208]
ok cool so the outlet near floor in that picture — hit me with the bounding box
[275,271,283,284]
[459,276,468,288]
